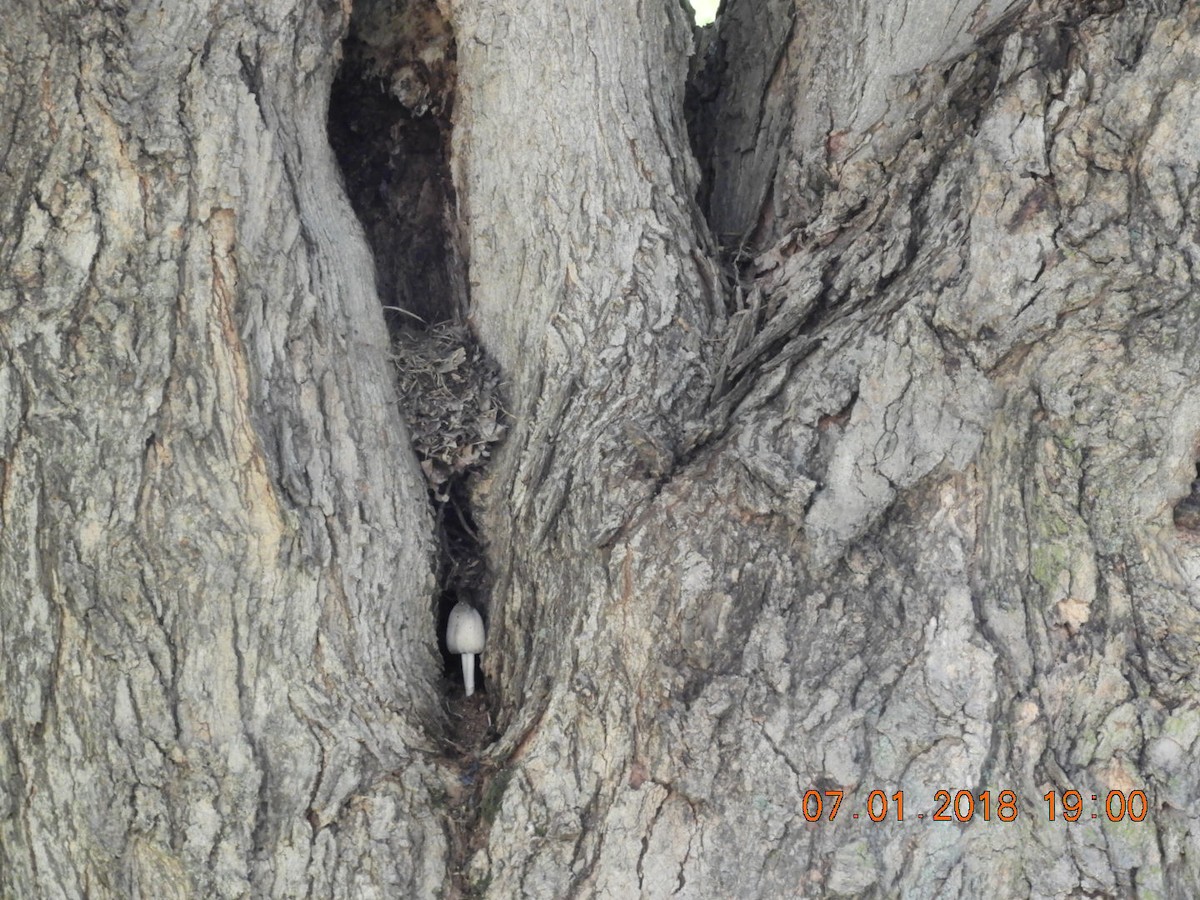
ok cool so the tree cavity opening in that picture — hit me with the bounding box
[327,0,462,326]
[1174,463,1200,532]
[327,0,504,713]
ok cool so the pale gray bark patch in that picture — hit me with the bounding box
[447,0,726,740]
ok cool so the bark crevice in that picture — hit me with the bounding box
[327,0,462,327]
[326,0,506,712]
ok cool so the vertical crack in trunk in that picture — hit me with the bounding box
[325,5,507,891]
[324,7,506,888]
[327,0,463,326]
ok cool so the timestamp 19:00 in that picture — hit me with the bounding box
[800,789,1149,823]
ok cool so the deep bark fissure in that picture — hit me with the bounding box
[684,20,724,222]
[324,6,509,892]
[327,1,462,328]
[326,0,506,719]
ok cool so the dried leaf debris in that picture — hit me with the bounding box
[393,323,507,500]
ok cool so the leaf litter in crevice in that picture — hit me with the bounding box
[393,323,507,499]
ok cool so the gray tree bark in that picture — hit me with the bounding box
[1,1,445,896]
[3,0,1200,897]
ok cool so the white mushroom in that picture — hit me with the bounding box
[446,601,486,697]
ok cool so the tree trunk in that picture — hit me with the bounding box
[4,0,1200,897]
[1,2,445,896]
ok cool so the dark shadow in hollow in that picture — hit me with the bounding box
[326,0,502,711]
[1174,463,1200,531]
[327,10,461,329]
[434,478,490,693]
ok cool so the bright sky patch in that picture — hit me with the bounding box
[693,0,719,25]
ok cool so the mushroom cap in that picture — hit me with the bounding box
[446,601,486,654]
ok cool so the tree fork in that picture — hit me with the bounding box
[5,0,1200,897]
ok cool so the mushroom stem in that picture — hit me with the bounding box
[462,652,477,697]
